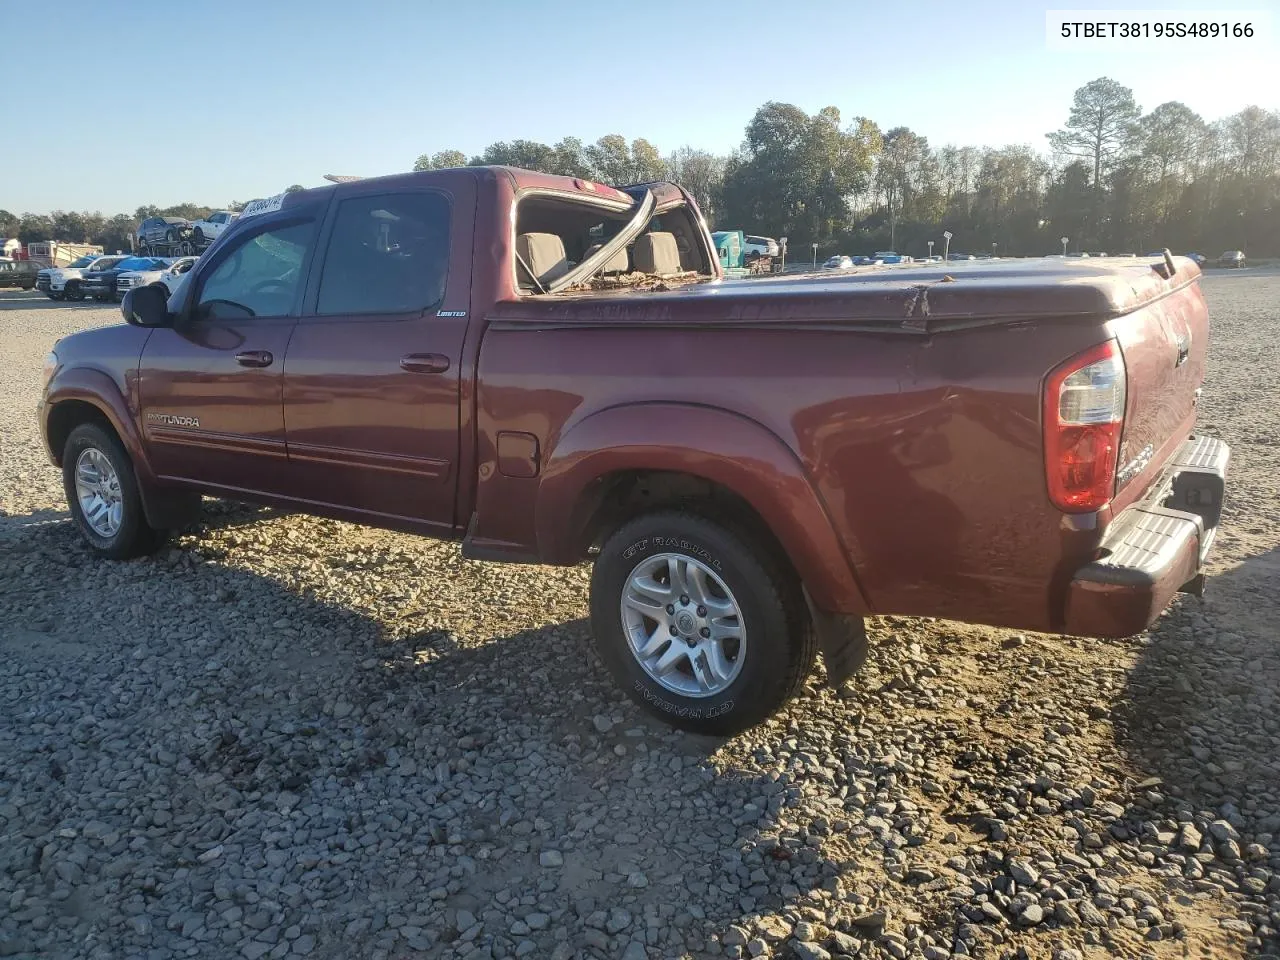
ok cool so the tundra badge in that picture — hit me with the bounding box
[146,413,200,427]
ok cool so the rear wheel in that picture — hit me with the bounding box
[590,511,815,735]
[62,423,168,559]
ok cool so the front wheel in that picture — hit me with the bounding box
[62,423,169,559]
[64,281,84,301]
[590,511,815,735]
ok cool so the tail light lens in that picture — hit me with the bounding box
[1044,340,1126,512]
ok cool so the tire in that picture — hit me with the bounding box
[63,423,169,560]
[193,228,205,243]
[65,281,85,301]
[590,511,815,735]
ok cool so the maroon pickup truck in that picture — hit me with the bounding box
[38,166,1228,734]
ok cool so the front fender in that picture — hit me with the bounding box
[537,403,869,615]
[42,366,152,480]
[43,367,200,530]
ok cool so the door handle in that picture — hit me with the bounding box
[235,350,273,368]
[400,353,450,374]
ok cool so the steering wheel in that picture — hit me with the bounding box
[250,279,289,295]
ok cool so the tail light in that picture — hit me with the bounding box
[1044,340,1126,512]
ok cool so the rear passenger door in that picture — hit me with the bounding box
[281,183,472,534]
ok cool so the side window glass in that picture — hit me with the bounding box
[194,220,315,321]
[315,192,450,316]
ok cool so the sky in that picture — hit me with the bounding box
[5,0,1276,214]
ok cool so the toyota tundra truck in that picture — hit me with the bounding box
[37,166,1228,734]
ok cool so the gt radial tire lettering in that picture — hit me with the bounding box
[648,536,723,570]
[633,681,736,719]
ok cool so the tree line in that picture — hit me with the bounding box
[5,78,1277,259]
[0,191,303,255]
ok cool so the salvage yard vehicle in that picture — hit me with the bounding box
[190,211,239,243]
[0,258,41,290]
[136,216,190,251]
[80,256,170,302]
[153,255,200,295]
[115,257,196,298]
[36,254,129,301]
[38,166,1229,735]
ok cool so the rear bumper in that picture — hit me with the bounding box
[1064,435,1229,638]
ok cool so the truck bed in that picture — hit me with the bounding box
[506,256,1201,332]
[477,254,1209,633]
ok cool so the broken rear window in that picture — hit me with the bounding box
[513,189,713,295]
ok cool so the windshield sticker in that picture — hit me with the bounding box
[239,193,287,219]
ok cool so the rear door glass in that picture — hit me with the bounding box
[315,192,451,316]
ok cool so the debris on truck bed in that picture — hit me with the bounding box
[563,270,704,293]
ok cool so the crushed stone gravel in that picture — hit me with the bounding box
[2,272,1279,959]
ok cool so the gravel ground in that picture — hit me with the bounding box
[1,271,1278,960]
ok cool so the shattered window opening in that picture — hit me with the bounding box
[514,190,714,296]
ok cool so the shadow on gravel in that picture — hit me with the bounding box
[0,296,110,312]
[1114,547,1280,955]
[193,499,288,533]
[0,509,849,958]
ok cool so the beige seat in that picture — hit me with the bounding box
[582,243,629,275]
[516,233,569,289]
[632,232,682,276]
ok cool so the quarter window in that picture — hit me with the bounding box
[315,192,450,316]
[194,220,315,320]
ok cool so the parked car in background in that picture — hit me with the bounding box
[116,257,195,298]
[1186,253,1207,265]
[190,211,239,243]
[136,217,190,250]
[0,258,41,290]
[153,256,200,295]
[1218,250,1246,268]
[36,254,130,301]
[80,256,170,302]
[823,255,854,270]
[744,235,779,258]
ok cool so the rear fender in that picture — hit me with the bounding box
[536,403,869,615]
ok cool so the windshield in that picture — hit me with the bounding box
[68,256,97,268]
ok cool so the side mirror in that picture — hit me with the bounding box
[121,285,173,328]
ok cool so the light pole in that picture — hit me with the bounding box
[1061,236,1069,257]
[927,240,934,260]
[942,230,952,262]
[991,242,998,258]
[811,242,818,269]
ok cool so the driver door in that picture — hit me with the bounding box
[138,214,321,496]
